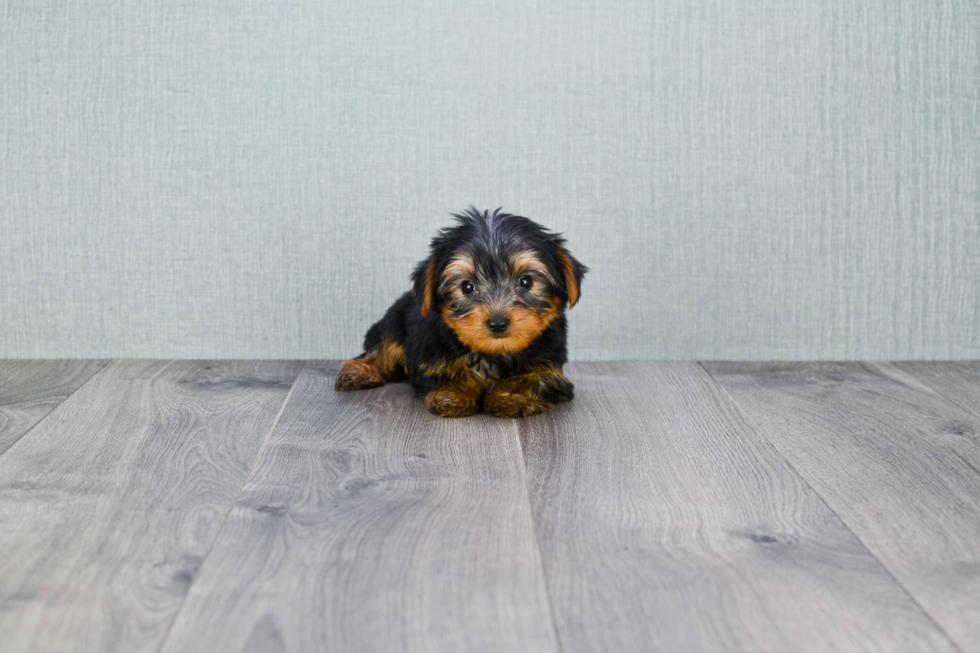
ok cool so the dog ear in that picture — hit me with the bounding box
[411,256,438,316]
[558,247,587,308]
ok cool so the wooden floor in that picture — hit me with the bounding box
[1,361,978,653]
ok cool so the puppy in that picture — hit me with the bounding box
[335,207,587,418]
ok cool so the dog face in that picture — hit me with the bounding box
[412,208,587,356]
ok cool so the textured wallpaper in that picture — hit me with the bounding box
[1,0,978,360]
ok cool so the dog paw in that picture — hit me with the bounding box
[424,388,479,417]
[335,359,385,391]
[483,388,553,418]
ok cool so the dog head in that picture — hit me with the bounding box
[411,207,587,356]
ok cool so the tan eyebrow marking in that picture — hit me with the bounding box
[442,253,476,279]
[511,250,554,282]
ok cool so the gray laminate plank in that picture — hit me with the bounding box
[891,361,980,420]
[0,359,303,653]
[704,361,980,651]
[0,360,109,455]
[521,362,955,653]
[160,361,559,653]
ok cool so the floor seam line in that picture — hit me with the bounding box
[154,360,307,653]
[697,361,966,653]
[0,359,113,462]
[514,418,566,653]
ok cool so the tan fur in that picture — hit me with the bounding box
[558,247,580,308]
[482,363,567,417]
[420,258,437,316]
[442,297,560,356]
[443,254,476,279]
[510,250,555,284]
[424,387,481,417]
[419,358,488,389]
[419,358,487,417]
[437,253,478,306]
[421,355,502,416]
[334,339,407,391]
[483,390,553,418]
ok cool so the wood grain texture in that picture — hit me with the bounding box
[705,361,980,651]
[160,361,559,653]
[0,360,302,653]
[891,361,980,419]
[520,362,955,653]
[0,360,108,455]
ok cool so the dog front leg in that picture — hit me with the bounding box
[424,380,482,417]
[483,364,573,418]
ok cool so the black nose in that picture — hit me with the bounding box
[486,314,510,333]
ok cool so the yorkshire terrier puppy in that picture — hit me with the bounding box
[335,207,587,418]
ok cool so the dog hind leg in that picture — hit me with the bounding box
[335,293,413,391]
[335,338,408,391]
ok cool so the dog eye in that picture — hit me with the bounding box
[518,275,533,290]
[461,280,475,294]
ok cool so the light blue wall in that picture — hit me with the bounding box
[1,1,978,360]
